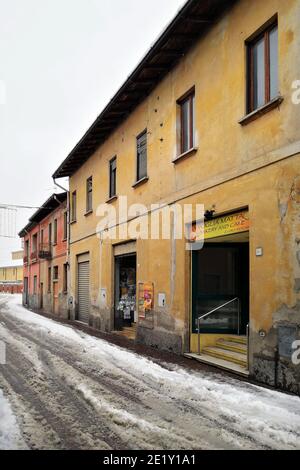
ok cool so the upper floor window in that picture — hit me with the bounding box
[48,267,51,292]
[33,275,37,295]
[71,191,77,222]
[247,21,278,113]
[86,176,93,213]
[53,218,58,245]
[25,240,29,262]
[53,266,59,281]
[178,89,195,155]
[63,263,68,293]
[109,157,117,199]
[48,223,52,245]
[136,130,147,182]
[32,233,38,258]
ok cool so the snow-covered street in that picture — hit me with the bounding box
[0,294,300,450]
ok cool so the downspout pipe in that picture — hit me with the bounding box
[53,178,71,319]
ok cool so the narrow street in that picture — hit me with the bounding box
[0,294,300,450]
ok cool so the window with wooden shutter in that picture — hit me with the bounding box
[137,130,147,182]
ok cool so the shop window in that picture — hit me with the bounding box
[115,254,136,330]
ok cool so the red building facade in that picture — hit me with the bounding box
[19,193,69,318]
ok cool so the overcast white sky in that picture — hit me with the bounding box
[0,0,185,264]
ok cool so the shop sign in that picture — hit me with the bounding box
[190,211,249,241]
[138,282,154,319]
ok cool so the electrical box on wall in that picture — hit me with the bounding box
[158,293,166,308]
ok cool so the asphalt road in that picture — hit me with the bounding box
[0,294,300,450]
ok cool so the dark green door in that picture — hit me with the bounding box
[192,243,249,334]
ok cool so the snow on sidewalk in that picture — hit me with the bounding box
[1,294,300,450]
[0,389,27,450]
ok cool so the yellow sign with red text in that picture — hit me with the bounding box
[190,211,249,241]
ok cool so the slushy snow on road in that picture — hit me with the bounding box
[0,294,300,450]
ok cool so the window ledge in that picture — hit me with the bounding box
[173,147,198,164]
[132,176,149,189]
[106,195,118,204]
[70,219,77,225]
[84,210,93,217]
[239,96,284,126]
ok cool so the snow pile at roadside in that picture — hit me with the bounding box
[0,389,27,450]
[3,294,300,450]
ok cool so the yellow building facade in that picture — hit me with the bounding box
[54,0,300,394]
[0,264,23,293]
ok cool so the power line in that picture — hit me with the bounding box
[0,203,42,210]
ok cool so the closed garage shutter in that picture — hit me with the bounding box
[78,261,90,324]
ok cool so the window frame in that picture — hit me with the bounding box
[63,263,68,293]
[136,130,148,182]
[178,88,195,156]
[109,156,117,199]
[48,267,51,293]
[48,223,52,246]
[71,191,77,222]
[53,266,59,282]
[86,176,93,213]
[247,19,278,113]
[33,275,37,295]
[63,211,68,240]
[53,218,58,245]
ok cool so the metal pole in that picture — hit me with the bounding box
[246,323,250,371]
[237,298,240,336]
[197,317,201,355]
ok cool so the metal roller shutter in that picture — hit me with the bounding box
[78,261,90,324]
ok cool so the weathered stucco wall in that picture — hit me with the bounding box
[68,0,300,391]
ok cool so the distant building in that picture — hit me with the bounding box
[11,250,24,261]
[0,262,23,294]
[19,193,69,317]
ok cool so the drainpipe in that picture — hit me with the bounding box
[53,178,70,319]
[24,229,29,306]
